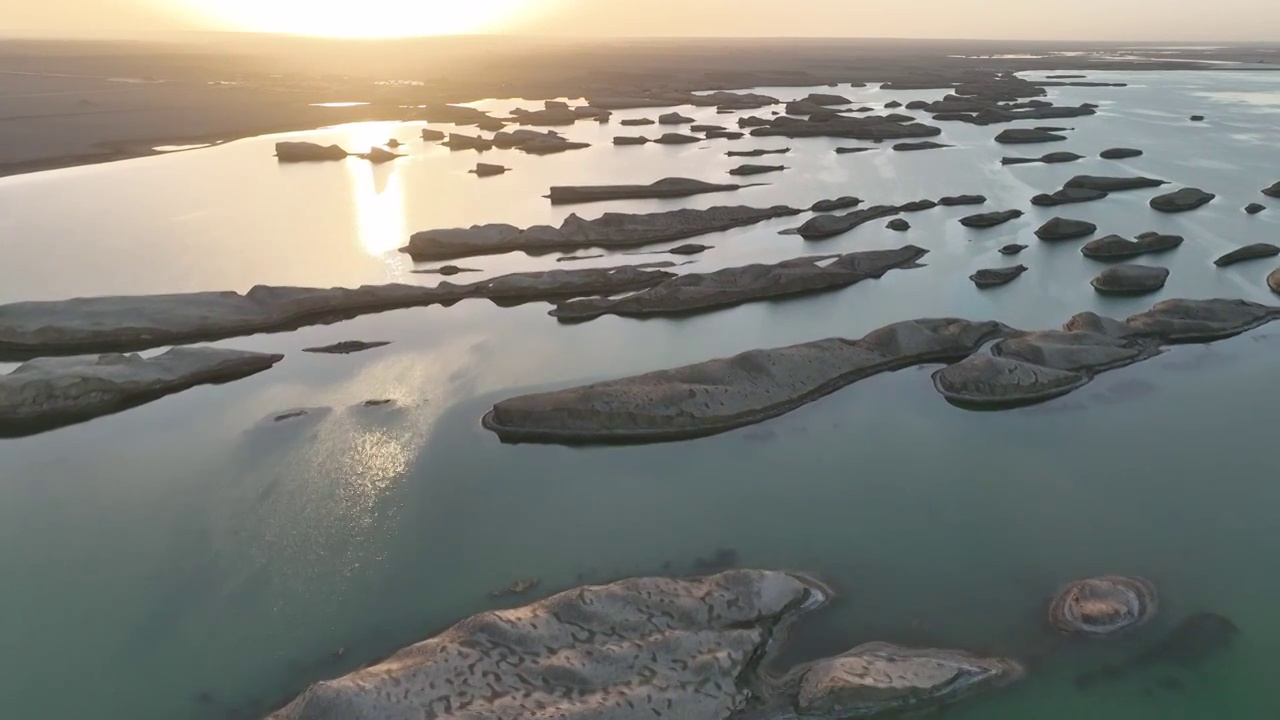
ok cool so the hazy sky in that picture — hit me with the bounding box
[7,0,1280,40]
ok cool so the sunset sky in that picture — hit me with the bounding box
[7,0,1278,40]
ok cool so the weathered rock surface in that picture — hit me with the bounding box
[1035,217,1097,241]
[794,643,1024,719]
[548,178,755,205]
[1264,181,1280,198]
[887,219,911,231]
[1081,233,1183,260]
[1091,265,1169,295]
[1125,298,1280,341]
[994,128,1067,143]
[1001,151,1083,165]
[0,347,282,436]
[999,243,1028,255]
[404,205,801,260]
[0,267,678,356]
[1214,243,1280,267]
[302,341,390,354]
[1150,187,1215,213]
[653,133,702,145]
[668,243,711,255]
[551,246,928,323]
[658,112,695,124]
[1100,148,1144,159]
[470,163,509,177]
[960,210,1024,228]
[1245,203,1266,215]
[1031,187,1109,207]
[266,570,830,720]
[893,141,951,151]
[485,317,1008,442]
[811,197,862,213]
[728,147,790,157]
[275,142,348,162]
[613,136,651,145]
[905,100,930,110]
[970,265,1027,288]
[1271,268,1280,295]
[1049,576,1158,636]
[939,195,987,206]
[784,205,902,239]
[897,199,938,213]
[729,164,786,176]
[1065,175,1168,192]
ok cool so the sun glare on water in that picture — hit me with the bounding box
[184,0,533,38]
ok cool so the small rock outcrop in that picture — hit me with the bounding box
[1081,233,1183,260]
[811,197,862,212]
[785,205,902,239]
[551,246,929,323]
[668,243,711,255]
[620,117,655,126]
[1031,187,1109,207]
[728,164,786,176]
[420,129,446,141]
[548,178,755,205]
[443,134,493,152]
[1214,243,1280,267]
[800,93,853,106]
[1049,576,1158,636]
[1065,175,1168,192]
[939,195,987,206]
[897,199,937,212]
[1271,268,1280,295]
[470,163,509,177]
[960,209,1024,228]
[1091,265,1170,295]
[728,147,790,157]
[1150,187,1215,213]
[658,112,695,124]
[302,341,390,354]
[1100,148,1143,159]
[1035,217,1097,241]
[835,147,874,155]
[613,136,650,146]
[893,141,951,151]
[1190,115,1205,122]
[970,265,1027,288]
[994,128,1067,144]
[0,348,282,436]
[653,133,701,145]
[1245,203,1266,215]
[1264,181,1280,198]
[887,219,911,231]
[999,243,1028,255]
[1001,151,1083,165]
[275,142,348,162]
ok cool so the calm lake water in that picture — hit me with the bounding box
[1,70,1279,719]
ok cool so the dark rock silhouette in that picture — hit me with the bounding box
[1092,265,1169,295]
[1075,612,1239,690]
[302,341,391,355]
[548,178,757,204]
[1215,243,1280,267]
[1150,188,1215,213]
[728,147,790,157]
[811,196,862,212]
[893,141,951,151]
[1032,187,1109,207]
[275,142,348,162]
[728,164,786,176]
[1001,151,1083,165]
[1035,217,1097,241]
[1245,203,1266,215]
[939,195,987,206]
[1081,233,1183,260]
[999,243,1028,255]
[1100,147,1144,159]
[970,265,1027,288]
[994,128,1067,143]
[960,210,1024,228]
[887,219,910,231]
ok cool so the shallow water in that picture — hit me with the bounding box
[1,70,1279,719]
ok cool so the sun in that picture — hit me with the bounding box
[183,0,534,38]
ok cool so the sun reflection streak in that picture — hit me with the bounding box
[347,158,408,257]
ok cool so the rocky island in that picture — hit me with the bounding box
[547,178,759,204]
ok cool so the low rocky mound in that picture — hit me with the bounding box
[420,129,446,141]
[551,246,928,322]
[404,205,801,260]
[1035,217,1097,241]
[1246,203,1266,215]
[939,195,987,206]
[897,199,937,212]
[994,128,1067,144]
[1091,265,1169,295]
[1271,268,1280,295]
[894,141,951,151]
[810,196,861,212]
[1264,181,1280,198]
[653,133,701,145]
[619,117,655,126]
[960,209,1024,228]
[1049,576,1158,636]
[999,243,1028,255]
[728,164,786,176]
[1214,243,1280,267]
[548,178,754,204]
[1100,148,1144,159]
[1001,151,1083,165]
[887,219,911,231]
[970,265,1027,288]
[1081,232,1183,260]
[1031,187,1108,207]
[658,112,694,124]
[0,348,282,436]
[784,205,902,239]
[613,136,650,145]
[1150,187,1215,212]
[749,115,942,140]
[1065,175,1167,192]
[443,134,494,151]
[302,341,389,354]
[728,147,790,157]
[275,142,348,162]
[470,163,509,177]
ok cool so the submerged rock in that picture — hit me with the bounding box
[551,246,929,323]
[728,147,790,157]
[404,205,801,260]
[811,196,862,212]
[0,347,282,436]
[970,264,1027,288]
[485,318,1008,443]
[1032,187,1109,207]
[1035,217,1097,241]
[959,209,1024,228]
[1049,576,1158,636]
[302,341,390,354]
[469,163,509,177]
[795,643,1024,718]
[786,205,902,239]
[999,243,1028,255]
[1081,233,1183,260]
[1065,175,1168,192]
[266,570,831,720]
[1150,187,1215,212]
[729,164,786,176]
[893,141,951,151]
[1075,612,1239,690]
[994,128,1067,143]
[939,194,987,206]
[658,112,695,124]
[653,133,701,145]
[1100,147,1143,159]
[547,178,755,204]
[275,142,348,162]
[1092,265,1170,295]
[1001,151,1083,165]
[1245,203,1266,215]
[1214,243,1280,267]
[887,219,911,231]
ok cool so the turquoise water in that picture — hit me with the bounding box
[0,70,1279,718]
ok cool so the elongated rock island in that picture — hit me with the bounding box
[402,205,801,260]
[548,177,758,204]
[0,347,282,436]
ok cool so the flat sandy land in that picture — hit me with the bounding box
[1,35,1277,176]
